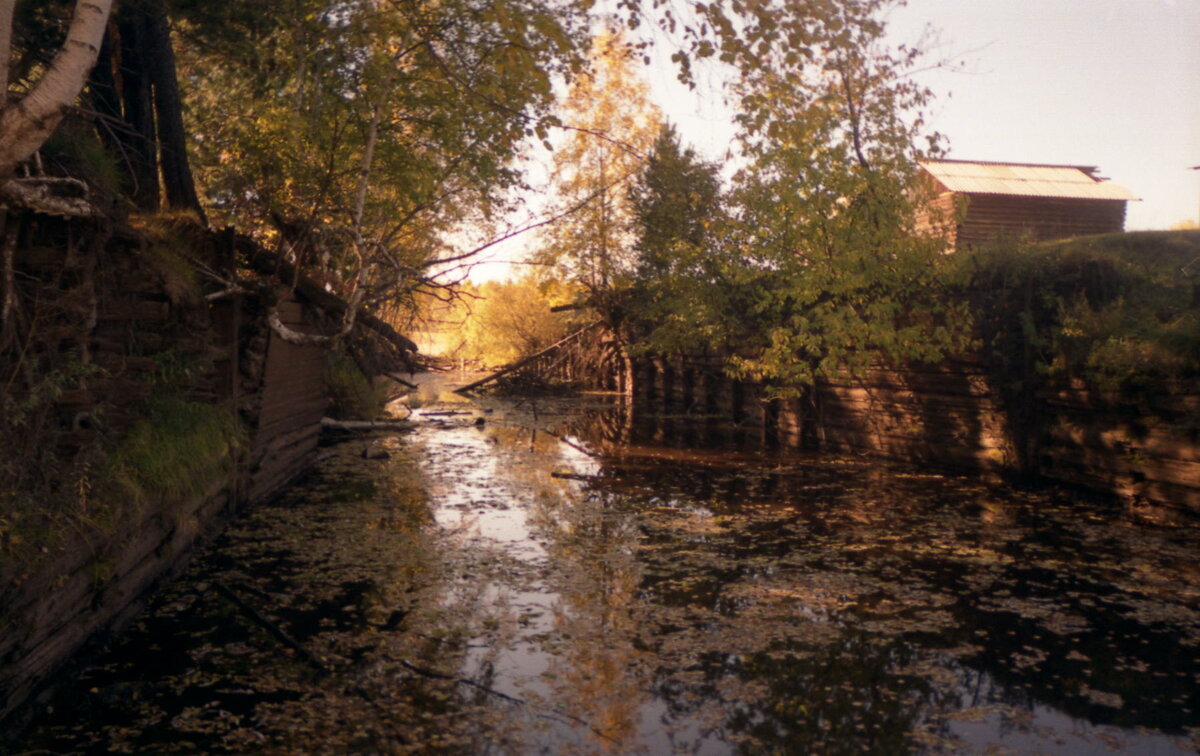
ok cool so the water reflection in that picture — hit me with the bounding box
[13,388,1200,754]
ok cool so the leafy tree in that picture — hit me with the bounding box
[457,275,579,366]
[624,123,731,356]
[628,123,722,280]
[176,0,589,316]
[683,3,970,394]
[538,29,662,298]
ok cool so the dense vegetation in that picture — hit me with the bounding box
[3,0,1198,567]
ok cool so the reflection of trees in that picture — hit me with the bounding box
[527,483,648,751]
[560,400,636,451]
[647,633,966,754]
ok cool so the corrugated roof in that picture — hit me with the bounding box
[920,159,1139,201]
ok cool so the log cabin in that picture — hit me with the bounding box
[915,159,1138,251]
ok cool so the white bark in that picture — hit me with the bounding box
[266,283,365,347]
[0,0,114,179]
[352,104,380,238]
[0,176,99,216]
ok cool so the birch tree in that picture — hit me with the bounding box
[0,0,113,181]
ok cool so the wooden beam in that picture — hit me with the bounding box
[454,322,601,394]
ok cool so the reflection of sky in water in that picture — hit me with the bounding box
[19,380,1197,755]
[409,391,1200,755]
[419,424,547,563]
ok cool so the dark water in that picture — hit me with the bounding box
[14,378,1200,754]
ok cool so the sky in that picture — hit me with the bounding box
[468,0,1200,280]
[668,0,1200,229]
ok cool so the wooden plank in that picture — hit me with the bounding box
[455,322,602,393]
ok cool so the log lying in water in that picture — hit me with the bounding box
[211,582,329,676]
[320,416,413,434]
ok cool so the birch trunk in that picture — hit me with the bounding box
[0,0,114,180]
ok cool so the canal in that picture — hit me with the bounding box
[15,378,1200,754]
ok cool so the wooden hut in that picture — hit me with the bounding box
[916,159,1138,250]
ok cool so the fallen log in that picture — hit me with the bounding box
[234,235,419,357]
[454,322,601,394]
[320,416,413,434]
[550,471,598,482]
[384,372,417,389]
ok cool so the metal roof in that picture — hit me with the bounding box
[920,159,1139,201]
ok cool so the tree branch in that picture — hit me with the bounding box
[0,0,114,179]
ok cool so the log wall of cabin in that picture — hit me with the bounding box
[913,191,960,251]
[957,195,1127,248]
[2,222,332,729]
[245,299,327,503]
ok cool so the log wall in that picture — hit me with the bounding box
[633,355,1200,514]
[957,195,1127,248]
[243,300,328,503]
[0,482,234,725]
[1,217,331,727]
[915,192,1128,251]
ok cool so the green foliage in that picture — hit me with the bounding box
[102,397,245,507]
[959,231,1200,395]
[616,4,971,395]
[629,124,723,280]
[0,360,105,561]
[175,0,589,302]
[624,125,734,357]
[325,350,389,420]
[455,276,580,366]
[40,118,123,201]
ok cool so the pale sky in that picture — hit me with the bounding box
[468,0,1200,280]
[655,0,1200,230]
[887,0,1200,230]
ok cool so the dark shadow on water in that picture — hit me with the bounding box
[11,389,1200,754]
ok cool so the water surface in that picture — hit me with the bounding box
[16,383,1200,754]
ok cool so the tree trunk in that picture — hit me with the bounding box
[0,0,14,110]
[116,8,160,210]
[87,30,125,154]
[146,4,203,218]
[0,0,114,180]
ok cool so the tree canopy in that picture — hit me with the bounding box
[2,0,970,390]
[536,29,662,297]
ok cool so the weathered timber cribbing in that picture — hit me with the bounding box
[455,322,603,394]
[456,321,628,395]
[244,298,328,504]
[632,353,1200,514]
[1,209,423,730]
[0,478,234,726]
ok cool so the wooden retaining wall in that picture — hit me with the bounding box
[1,212,330,726]
[0,482,235,723]
[634,355,1200,514]
[242,299,328,503]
